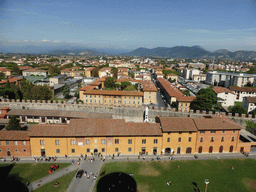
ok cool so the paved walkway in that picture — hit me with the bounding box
[1,153,256,192]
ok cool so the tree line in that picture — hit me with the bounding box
[0,78,53,101]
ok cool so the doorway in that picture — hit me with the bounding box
[94,148,98,155]
[164,147,171,154]
[186,147,192,154]
[240,147,244,153]
[209,146,213,153]
[141,147,146,155]
[198,146,202,153]
[7,151,11,156]
[177,147,181,154]
[41,149,46,157]
[153,147,157,155]
[229,145,233,153]
[219,146,223,153]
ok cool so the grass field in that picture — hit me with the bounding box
[95,159,256,192]
[0,163,71,185]
[33,170,77,192]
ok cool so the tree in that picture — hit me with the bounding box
[6,116,27,130]
[190,88,222,111]
[48,65,60,77]
[184,90,191,96]
[124,85,136,91]
[91,68,99,77]
[104,77,116,89]
[11,65,21,75]
[111,67,118,79]
[228,105,247,115]
[121,81,132,90]
[62,83,71,99]
[0,72,5,80]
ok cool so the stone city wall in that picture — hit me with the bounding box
[0,99,255,127]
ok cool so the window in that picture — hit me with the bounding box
[233,130,236,133]
[56,149,60,153]
[211,130,216,134]
[115,139,119,144]
[188,137,192,142]
[231,136,235,142]
[40,140,45,145]
[55,140,60,145]
[86,148,90,153]
[128,139,132,144]
[102,148,105,152]
[179,131,182,134]
[23,149,27,153]
[115,148,119,152]
[221,137,225,142]
[189,131,192,134]
[71,149,75,153]
[167,137,170,142]
[71,139,75,145]
[22,141,26,145]
[200,131,205,134]
[101,139,105,144]
[222,130,225,134]
[0,141,1,145]
[200,137,203,142]
[14,141,18,145]
[154,139,158,144]
[210,137,214,142]
[128,147,132,152]
[178,137,181,142]
[94,139,97,143]
[86,139,90,145]
[6,141,10,145]
[142,139,146,144]
[15,149,18,152]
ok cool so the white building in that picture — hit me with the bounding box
[242,97,256,113]
[212,87,236,107]
[206,71,256,87]
[229,86,256,102]
[182,69,200,80]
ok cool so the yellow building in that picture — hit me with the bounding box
[141,80,158,105]
[29,119,162,157]
[79,89,143,107]
[5,115,255,158]
[156,117,198,154]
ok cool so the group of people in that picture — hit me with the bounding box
[11,156,20,162]
[53,181,59,187]
[34,156,57,162]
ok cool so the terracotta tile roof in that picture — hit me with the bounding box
[79,85,97,91]
[0,130,30,140]
[157,117,198,132]
[157,78,195,102]
[141,80,158,92]
[245,97,256,103]
[212,87,235,95]
[0,78,22,85]
[193,116,242,130]
[230,86,256,93]
[29,124,69,137]
[30,119,162,137]
[7,109,112,119]
[82,90,144,96]
[24,68,48,72]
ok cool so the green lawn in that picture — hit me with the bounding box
[235,102,242,107]
[0,163,71,185]
[33,170,77,192]
[95,159,256,192]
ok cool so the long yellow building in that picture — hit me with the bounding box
[1,116,256,158]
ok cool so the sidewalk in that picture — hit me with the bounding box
[30,163,79,191]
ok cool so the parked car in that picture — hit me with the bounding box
[76,170,84,179]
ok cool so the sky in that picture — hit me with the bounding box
[0,0,256,52]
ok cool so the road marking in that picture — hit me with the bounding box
[217,156,220,159]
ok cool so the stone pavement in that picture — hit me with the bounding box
[1,153,256,192]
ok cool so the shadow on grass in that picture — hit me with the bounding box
[97,172,137,192]
[0,163,29,192]
[192,182,200,192]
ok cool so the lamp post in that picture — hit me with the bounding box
[204,179,209,192]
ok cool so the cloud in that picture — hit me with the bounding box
[41,39,49,42]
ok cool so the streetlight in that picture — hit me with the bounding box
[204,179,209,192]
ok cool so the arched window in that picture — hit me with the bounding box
[198,146,203,153]
[209,146,213,153]
[219,146,223,153]
[229,145,233,153]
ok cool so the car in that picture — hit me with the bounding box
[76,170,84,179]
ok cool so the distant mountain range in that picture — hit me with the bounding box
[121,46,256,60]
[1,42,256,60]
